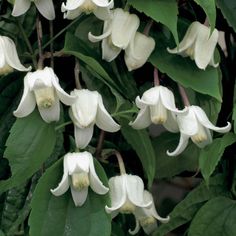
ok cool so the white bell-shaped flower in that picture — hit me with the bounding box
[88,8,140,62]
[124,32,155,71]
[105,174,152,218]
[0,36,31,75]
[51,151,109,206]
[167,21,219,70]
[14,67,76,123]
[12,0,55,20]
[61,0,114,20]
[167,105,231,156]
[130,85,185,133]
[129,191,170,235]
[69,89,120,149]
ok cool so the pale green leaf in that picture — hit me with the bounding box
[188,196,236,236]
[199,132,236,184]
[128,0,179,44]
[194,0,216,32]
[0,111,56,193]
[29,158,111,236]
[216,0,236,32]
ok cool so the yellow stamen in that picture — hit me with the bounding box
[34,87,55,108]
[0,64,13,75]
[192,124,208,143]
[71,172,90,190]
[150,103,167,124]
[120,200,136,214]
[140,216,156,227]
[80,0,97,13]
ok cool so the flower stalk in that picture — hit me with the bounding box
[178,84,190,107]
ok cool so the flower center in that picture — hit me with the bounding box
[120,200,136,214]
[150,102,167,124]
[34,87,55,108]
[80,0,97,13]
[140,216,156,227]
[191,124,208,143]
[71,172,90,190]
[0,64,13,75]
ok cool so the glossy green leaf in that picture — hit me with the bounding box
[233,103,236,133]
[29,158,111,236]
[0,111,56,193]
[193,0,216,31]
[121,125,156,188]
[216,0,236,32]
[128,0,179,44]
[153,132,199,179]
[199,132,236,184]
[150,33,221,101]
[154,175,230,236]
[188,196,236,236]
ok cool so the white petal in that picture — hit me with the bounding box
[125,174,152,208]
[111,8,140,49]
[93,5,112,20]
[2,36,31,72]
[66,152,87,174]
[124,32,155,71]
[128,219,141,235]
[141,87,160,105]
[191,126,212,148]
[194,28,218,70]
[13,74,36,118]
[167,133,190,156]
[38,97,60,123]
[70,89,98,127]
[96,94,120,132]
[51,155,70,196]
[177,107,199,135]
[129,105,152,129]
[92,0,113,7]
[62,7,82,19]
[62,0,85,11]
[167,21,200,54]
[191,106,231,133]
[101,37,121,62]
[105,175,126,213]
[143,191,170,223]
[74,125,94,149]
[70,186,88,206]
[88,23,112,43]
[88,155,109,194]
[34,0,55,20]
[51,70,76,106]
[163,110,179,133]
[12,0,31,17]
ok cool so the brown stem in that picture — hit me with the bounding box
[154,67,160,86]
[96,130,106,158]
[143,19,154,36]
[49,21,54,68]
[74,59,82,89]
[178,84,190,106]
[36,14,44,69]
[114,151,126,175]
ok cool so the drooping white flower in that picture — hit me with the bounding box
[51,151,109,206]
[124,32,155,71]
[88,8,140,62]
[130,85,185,133]
[105,174,152,218]
[167,105,231,156]
[12,0,55,20]
[167,21,219,70]
[129,191,170,235]
[69,89,120,149]
[61,0,114,20]
[14,67,76,123]
[0,36,31,75]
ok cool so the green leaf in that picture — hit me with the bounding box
[128,0,179,44]
[29,158,111,236]
[188,196,236,236]
[0,111,56,193]
[233,103,236,133]
[121,125,156,188]
[150,32,221,101]
[153,132,199,179]
[199,132,236,184]
[193,0,216,31]
[154,174,230,236]
[216,0,236,32]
